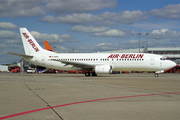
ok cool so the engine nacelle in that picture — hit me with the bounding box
[94,65,112,74]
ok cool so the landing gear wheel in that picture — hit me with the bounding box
[85,72,90,76]
[154,73,159,77]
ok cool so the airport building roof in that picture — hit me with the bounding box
[101,47,180,53]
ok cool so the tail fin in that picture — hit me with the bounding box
[20,28,43,55]
[44,40,54,52]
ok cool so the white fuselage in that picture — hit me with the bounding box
[23,51,175,72]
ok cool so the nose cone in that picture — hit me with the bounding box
[165,61,176,69]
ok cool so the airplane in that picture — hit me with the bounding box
[6,28,176,77]
[44,40,54,52]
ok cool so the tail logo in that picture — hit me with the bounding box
[22,33,40,52]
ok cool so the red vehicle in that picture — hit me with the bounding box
[55,70,63,73]
[42,69,64,73]
[67,71,78,73]
[165,65,180,73]
[11,67,20,73]
[121,71,130,73]
[45,69,56,73]
[78,71,84,74]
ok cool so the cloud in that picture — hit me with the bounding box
[92,29,136,37]
[41,11,148,25]
[41,14,102,24]
[119,40,140,49]
[0,22,18,29]
[90,43,120,52]
[40,3,180,26]
[0,0,118,17]
[0,0,45,17]
[88,41,142,52]
[170,38,180,45]
[30,31,78,43]
[101,11,148,24]
[0,30,20,39]
[59,34,79,42]
[117,11,148,24]
[55,46,70,52]
[93,20,118,27]
[130,21,180,30]
[46,0,118,14]
[150,29,180,39]
[0,30,24,63]
[30,31,60,42]
[70,25,109,33]
[149,4,180,19]
[0,0,118,18]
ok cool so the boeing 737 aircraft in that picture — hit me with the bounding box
[6,28,176,77]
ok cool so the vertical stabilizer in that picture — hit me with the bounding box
[20,28,43,55]
[44,40,54,52]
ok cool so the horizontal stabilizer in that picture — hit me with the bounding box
[5,52,33,58]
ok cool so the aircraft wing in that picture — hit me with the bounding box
[52,59,94,69]
[5,52,33,58]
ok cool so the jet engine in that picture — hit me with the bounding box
[94,65,112,74]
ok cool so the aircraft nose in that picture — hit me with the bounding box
[169,61,176,68]
[162,60,176,70]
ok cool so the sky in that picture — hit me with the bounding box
[1,0,180,64]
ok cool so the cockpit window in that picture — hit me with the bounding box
[160,57,167,60]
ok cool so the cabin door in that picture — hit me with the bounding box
[42,56,46,65]
[150,56,155,65]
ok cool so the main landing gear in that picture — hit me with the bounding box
[85,72,97,76]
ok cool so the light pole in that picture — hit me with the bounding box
[72,49,75,53]
[137,29,141,53]
[145,28,149,53]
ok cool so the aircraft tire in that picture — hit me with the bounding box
[85,72,90,76]
[154,73,158,77]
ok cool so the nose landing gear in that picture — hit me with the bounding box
[154,73,159,77]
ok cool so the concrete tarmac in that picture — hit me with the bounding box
[0,73,180,120]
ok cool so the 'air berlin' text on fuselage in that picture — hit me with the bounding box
[107,54,144,59]
[22,33,39,52]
